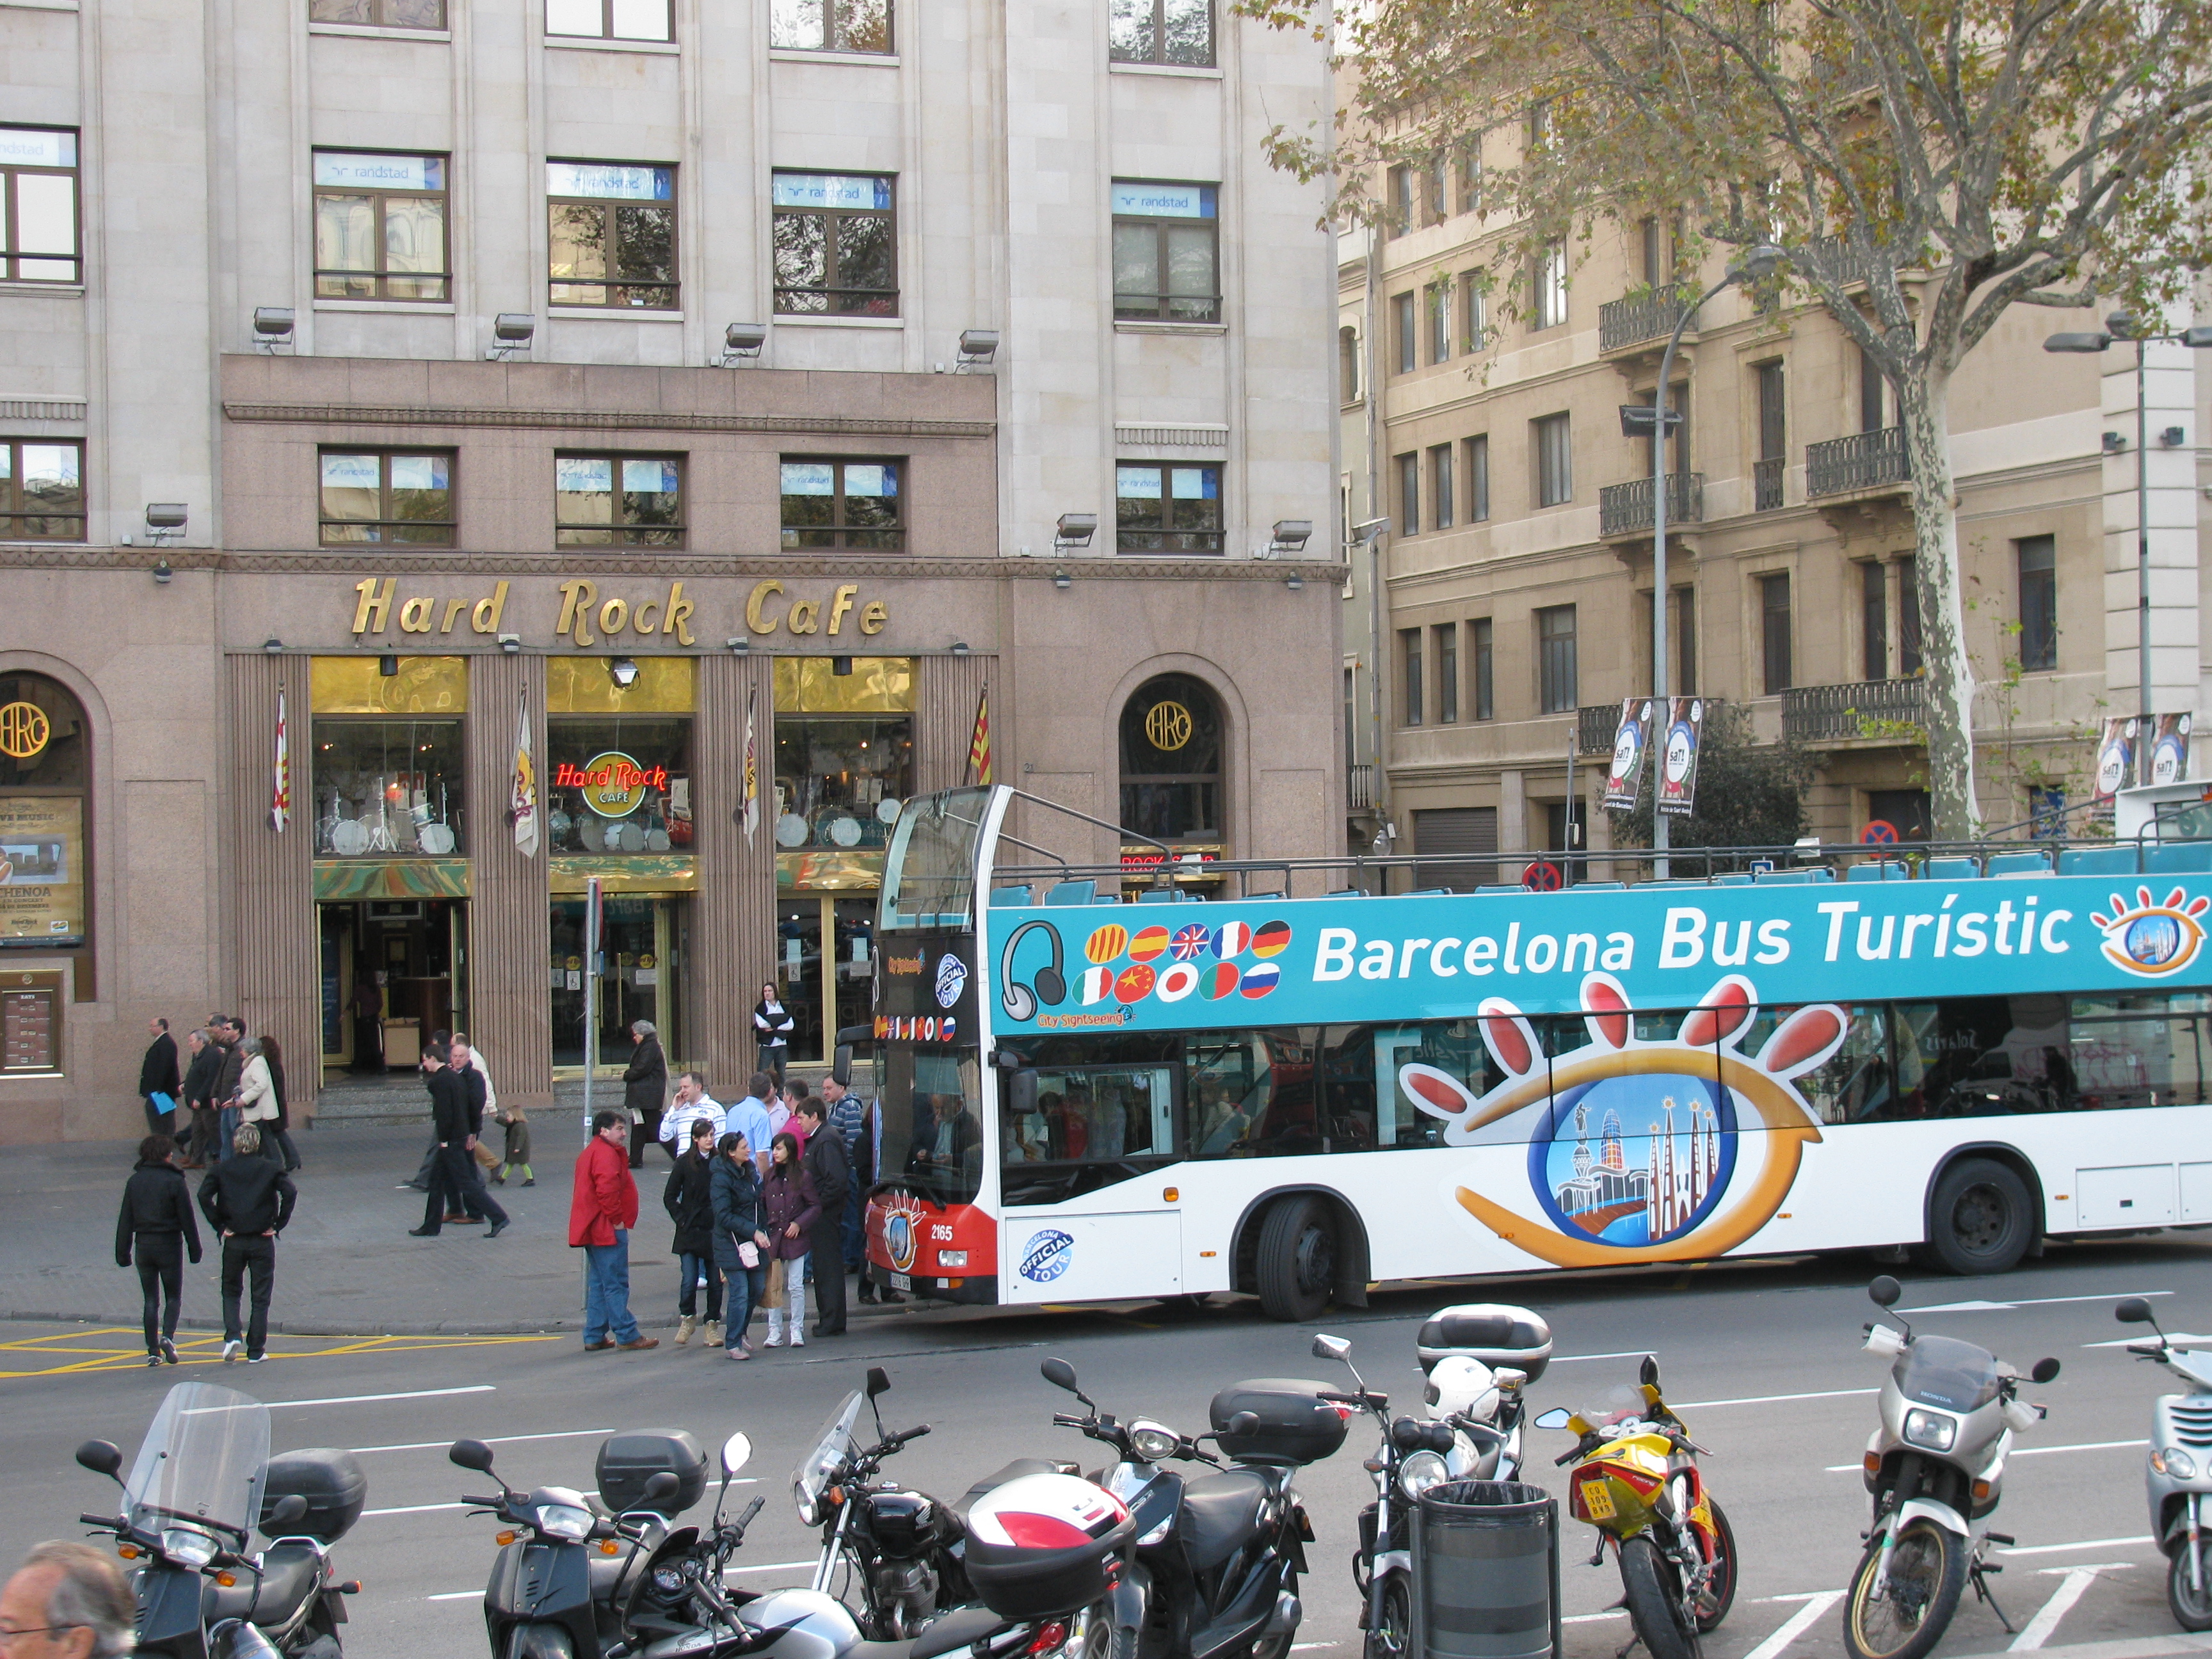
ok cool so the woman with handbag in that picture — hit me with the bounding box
[664,1117,723,1346]
[710,1131,771,1360]
[760,1129,818,1349]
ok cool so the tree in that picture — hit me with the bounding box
[1614,701,1816,851]
[1245,0,2212,837]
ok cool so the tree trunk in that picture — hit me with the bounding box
[1898,366,1980,838]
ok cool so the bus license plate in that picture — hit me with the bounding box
[889,1272,911,1291]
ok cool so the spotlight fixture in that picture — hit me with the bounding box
[497,634,522,653]
[151,559,173,585]
[145,504,188,547]
[832,655,854,677]
[486,313,536,361]
[950,641,970,656]
[725,636,751,654]
[262,637,285,654]
[1269,519,1313,556]
[716,322,768,367]
[1051,570,1072,590]
[2104,431,2128,454]
[252,307,295,353]
[609,656,640,688]
[1053,512,1097,552]
[2163,426,2188,448]
[955,328,1000,372]
[1350,517,1390,546]
[1285,573,1304,592]
[379,654,400,677]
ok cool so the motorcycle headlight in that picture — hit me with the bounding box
[2156,1448,2199,1480]
[1399,1450,1448,1501]
[159,1527,218,1567]
[1902,1409,1957,1452]
[1130,1424,1180,1462]
[537,1503,594,1541]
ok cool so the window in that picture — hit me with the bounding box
[1429,443,1454,528]
[314,152,448,301]
[1121,673,1222,840]
[1756,360,1786,461]
[320,451,454,546]
[1395,452,1419,536]
[555,454,684,547]
[1454,134,1482,214]
[548,161,676,309]
[1386,165,1411,237]
[1392,293,1416,374]
[1399,628,1423,726]
[781,458,903,550]
[1471,617,1494,719]
[1110,0,1210,65]
[2018,534,2057,671]
[0,129,77,284]
[547,716,690,853]
[2029,787,2067,839]
[1537,605,1577,712]
[771,0,890,52]
[0,671,89,956]
[1534,412,1572,506]
[1110,181,1217,323]
[1116,463,1222,554]
[547,0,669,40]
[1675,587,1697,696]
[1465,435,1490,521]
[1861,561,1887,680]
[1859,342,1887,433]
[1898,557,1923,675]
[310,0,444,26]
[1528,100,1552,150]
[1534,241,1567,329]
[0,441,83,541]
[1338,325,1359,403]
[1761,571,1793,694]
[1421,157,1447,227]
[775,710,913,849]
[1639,216,1662,284]
[774,172,897,316]
[1001,1057,1180,1201]
[1427,281,1450,364]
[315,719,465,854]
[1463,273,1486,352]
[1434,623,1458,723]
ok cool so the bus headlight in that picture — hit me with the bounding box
[937,1251,968,1268]
[1902,1409,1957,1452]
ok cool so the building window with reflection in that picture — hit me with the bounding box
[546,717,691,854]
[313,719,465,855]
[1119,673,1222,844]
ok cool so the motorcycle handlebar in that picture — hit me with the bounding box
[738,1495,765,1529]
[1553,1447,1582,1468]
[462,1495,504,1509]
[78,1514,121,1530]
[1052,1413,1086,1427]
[894,1425,931,1447]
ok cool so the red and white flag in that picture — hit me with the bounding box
[741,685,760,846]
[509,690,540,857]
[269,685,291,833]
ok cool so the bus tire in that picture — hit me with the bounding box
[1926,1157,2032,1276]
[1255,1195,1336,1322]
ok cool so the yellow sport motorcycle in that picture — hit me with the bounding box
[1534,1358,1736,1659]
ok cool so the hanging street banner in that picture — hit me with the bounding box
[1655,698,1704,819]
[1603,698,1651,812]
[2095,716,2138,803]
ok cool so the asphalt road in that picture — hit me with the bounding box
[3,1233,2209,1659]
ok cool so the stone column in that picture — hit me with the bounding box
[2103,332,2201,730]
[692,652,777,1096]
[466,653,552,1118]
[227,653,320,1120]
[916,653,995,791]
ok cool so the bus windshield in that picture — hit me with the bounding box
[881,1044,984,1206]
[880,789,991,934]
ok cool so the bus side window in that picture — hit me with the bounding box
[2072,991,2200,1109]
[1189,1033,1267,1157]
[1895,996,2069,1117]
[1751,1004,1892,1125]
[1364,1022,1511,1149]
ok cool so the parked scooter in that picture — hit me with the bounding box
[1041,1355,1339,1659]
[75,1382,361,1659]
[1534,1356,1735,1659]
[1843,1275,2060,1659]
[2114,1297,2212,1630]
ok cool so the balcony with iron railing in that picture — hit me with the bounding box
[1599,472,1704,538]
[1753,455,1786,511]
[1806,426,1910,498]
[1598,282,1698,353]
[1781,677,1925,742]
[1578,705,1622,754]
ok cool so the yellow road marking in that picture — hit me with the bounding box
[0,1330,559,1380]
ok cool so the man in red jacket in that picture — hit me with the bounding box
[570,1109,657,1352]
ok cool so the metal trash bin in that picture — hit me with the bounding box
[1411,1479,1560,1659]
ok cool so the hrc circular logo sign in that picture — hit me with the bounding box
[558,751,669,819]
[1019,1228,1073,1283]
[0,702,50,761]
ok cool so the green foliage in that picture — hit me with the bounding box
[1613,701,1815,849]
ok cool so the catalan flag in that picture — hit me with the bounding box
[967,685,993,785]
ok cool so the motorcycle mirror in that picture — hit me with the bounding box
[722,1432,753,1478]
[833,1044,854,1087]
[642,1471,680,1505]
[266,1493,308,1531]
[1533,1407,1573,1430]
[2030,1357,2062,1384]
[867,1366,893,1399]
[74,1440,122,1480]
[448,1438,497,1474]
[1639,1354,1660,1388]
[1311,1334,1351,1363]
[1868,1275,1903,1308]
[2117,1297,2155,1325]
[1227,1411,1260,1436]
[1041,1357,1080,1393]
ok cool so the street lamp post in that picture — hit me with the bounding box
[1625,244,1783,877]
[2044,317,2212,732]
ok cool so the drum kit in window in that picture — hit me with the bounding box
[319,775,456,857]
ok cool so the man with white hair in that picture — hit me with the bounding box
[0,1541,136,1659]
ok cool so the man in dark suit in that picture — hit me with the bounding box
[138,1018,180,1139]
[796,1098,850,1336]
[410,1037,508,1239]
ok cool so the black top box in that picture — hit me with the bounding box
[259,1448,368,1544]
[1415,1304,1554,1383]
[1210,1378,1348,1467]
[596,1429,708,1518]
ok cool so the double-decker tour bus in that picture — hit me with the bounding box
[859,785,2212,1319]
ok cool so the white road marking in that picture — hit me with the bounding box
[1550,1352,1662,1365]
[1999,1537,2156,1557]
[1825,1439,2146,1474]
[729,1560,819,1574]
[1561,1612,1627,1625]
[2085,1335,2212,1350]
[1677,1387,1879,1411]
[353,1427,614,1454]
[1910,1292,2173,1314]
[428,1592,480,1603]
[2009,1563,2131,1650]
[1740,1590,1844,1659]
[364,1502,464,1517]
[272,1384,496,1408]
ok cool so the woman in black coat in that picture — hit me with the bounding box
[115,1135,202,1365]
[623,1020,669,1167]
[663,1116,723,1344]
[710,1132,771,1359]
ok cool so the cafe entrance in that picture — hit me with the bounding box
[319,899,467,1073]
[550,895,687,1068]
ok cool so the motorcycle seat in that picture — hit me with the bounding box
[849,1605,1009,1659]
[1179,1469,1271,1572]
[204,1545,321,1626]
[952,1459,1079,1519]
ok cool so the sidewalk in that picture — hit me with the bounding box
[0,1115,933,1338]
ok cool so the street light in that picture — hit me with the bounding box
[2045,314,2212,730]
[1644,243,1783,876]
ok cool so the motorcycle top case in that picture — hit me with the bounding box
[963,1473,1134,1620]
[1415,1304,1553,1383]
[258,1448,368,1543]
[595,1428,708,1518]
[1210,1378,1349,1467]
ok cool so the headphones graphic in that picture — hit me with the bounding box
[998,920,1066,1022]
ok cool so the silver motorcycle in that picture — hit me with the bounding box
[1843,1275,2060,1659]
[2115,1297,2212,1630]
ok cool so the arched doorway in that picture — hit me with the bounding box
[1118,673,1223,851]
[0,670,90,1070]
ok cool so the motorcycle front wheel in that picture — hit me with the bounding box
[1619,1536,1697,1659]
[2169,1547,2212,1632]
[1364,1571,1412,1659]
[1844,1520,1966,1659]
[1694,1500,1738,1634]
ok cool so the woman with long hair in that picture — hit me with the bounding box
[759,1129,819,1349]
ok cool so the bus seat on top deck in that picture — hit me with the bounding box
[1044,880,1096,906]
[1752,867,1834,884]
[1135,888,1178,903]
[1986,851,2053,878]
[1576,881,1625,890]
[2147,842,2212,874]
[1712,874,1753,885]
[1846,862,1907,881]
[1478,884,1523,894]
[991,885,1032,907]
[2058,846,2140,877]
[1924,856,1980,880]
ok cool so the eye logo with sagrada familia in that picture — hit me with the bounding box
[1400,972,1847,1270]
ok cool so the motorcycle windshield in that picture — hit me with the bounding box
[1576,1382,1653,1434]
[793,1391,865,1521]
[123,1381,271,1543]
[1894,1334,2001,1413]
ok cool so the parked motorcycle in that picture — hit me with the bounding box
[1843,1275,2060,1659]
[75,1381,361,1659]
[1534,1356,1735,1659]
[1041,1354,1338,1659]
[2114,1297,2212,1630]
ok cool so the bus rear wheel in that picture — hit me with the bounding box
[1926,1157,2032,1276]
[1256,1195,1336,1322]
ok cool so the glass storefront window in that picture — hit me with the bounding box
[313,719,465,856]
[773,715,911,851]
[547,717,691,854]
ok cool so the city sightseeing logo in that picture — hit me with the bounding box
[879,1192,927,1273]
[2092,885,2209,978]
[1399,973,1845,1269]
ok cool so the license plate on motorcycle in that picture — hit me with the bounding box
[1580,1481,1616,1521]
[890,1272,911,1291]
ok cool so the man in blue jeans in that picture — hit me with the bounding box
[570,1110,657,1352]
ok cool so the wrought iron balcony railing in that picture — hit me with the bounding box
[1599,472,1704,536]
[1806,426,1909,497]
[1753,455,1786,511]
[1598,282,1698,353]
[1781,677,1925,742]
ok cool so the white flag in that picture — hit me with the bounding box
[741,685,760,846]
[509,691,540,856]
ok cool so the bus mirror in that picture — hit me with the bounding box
[1009,1069,1039,1116]
[833,1045,853,1086]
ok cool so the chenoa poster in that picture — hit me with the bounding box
[0,797,84,943]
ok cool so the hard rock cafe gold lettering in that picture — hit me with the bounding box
[349,577,889,646]
[745,581,886,637]
[353,578,511,638]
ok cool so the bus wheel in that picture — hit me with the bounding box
[1926,1158,2032,1276]
[1256,1196,1336,1322]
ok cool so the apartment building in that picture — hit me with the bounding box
[1339,143,2209,876]
[0,0,1341,1139]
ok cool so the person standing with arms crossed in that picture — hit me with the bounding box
[753,982,793,1086]
[196,1123,296,1364]
[572,1109,657,1351]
